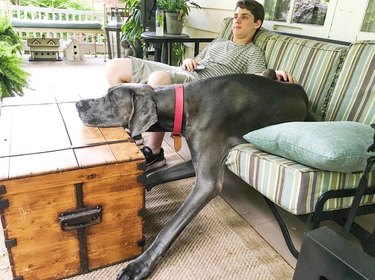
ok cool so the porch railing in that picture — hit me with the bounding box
[6,4,109,54]
[7,4,105,21]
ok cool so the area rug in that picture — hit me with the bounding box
[0,143,294,280]
[66,143,293,280]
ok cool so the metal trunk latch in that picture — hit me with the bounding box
[59,205,102,231]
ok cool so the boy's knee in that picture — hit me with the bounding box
[105,58,129,74]
[105,58,132,86]
[148,71,172,87]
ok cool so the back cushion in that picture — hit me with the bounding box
[217,17,234,40]
[325,41,375,124]
[253,28,277,53]
[264,36,347,116]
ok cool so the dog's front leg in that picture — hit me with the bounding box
[117,164,224,280]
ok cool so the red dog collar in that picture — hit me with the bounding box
[172,84,184,152]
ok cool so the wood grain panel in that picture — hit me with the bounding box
[100,127,131,141]
[3,182,80,279]
[108,142,145,163]
[74,145,117,167]
[8,150,78,179]
[83,175,144,268]
[2,161,144,195]
[0,157,9,180]
[9,104,70,156]
[58,102,105,146]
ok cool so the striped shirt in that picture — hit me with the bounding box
[196,38,266,80]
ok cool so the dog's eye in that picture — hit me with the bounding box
[107,94,113,103]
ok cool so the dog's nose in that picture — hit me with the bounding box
[76,100,87,111]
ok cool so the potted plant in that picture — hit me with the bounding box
[0,17,29,99]
[157,0,200,34]
[120,0,144,58]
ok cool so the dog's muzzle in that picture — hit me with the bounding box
[75,100,89,112]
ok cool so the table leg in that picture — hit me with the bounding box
[161,42,168,64]
[153,42,162,62]
[167,42,171,65]
[116,30,121,58]
[105,30,113,59]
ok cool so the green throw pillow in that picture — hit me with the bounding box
[243,121,374,173]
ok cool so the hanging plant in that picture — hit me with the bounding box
[0,17,29,99]
[0,17,22,54]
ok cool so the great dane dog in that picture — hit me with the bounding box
[76,72,312,280]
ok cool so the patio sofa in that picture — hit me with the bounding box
[217,19,375,257]
[143,18,375,257]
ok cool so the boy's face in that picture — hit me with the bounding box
[232,7,262,40]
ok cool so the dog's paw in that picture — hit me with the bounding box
[116,259,151,280]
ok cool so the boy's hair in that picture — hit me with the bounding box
[236,0,265,26]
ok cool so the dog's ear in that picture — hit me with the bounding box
[261,69,277,80]
[128,85,158,137]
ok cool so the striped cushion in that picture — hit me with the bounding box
[226,143,375,215]
[217,17,233,40]
[253,28,277,53]
[264,36,347,116]
[324,41,375,124]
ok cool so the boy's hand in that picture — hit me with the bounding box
[275,70,298,83]
[182,58,198,72]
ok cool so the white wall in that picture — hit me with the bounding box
[184,0,237,36]
[328,0,374,41]
[182,0,237,57]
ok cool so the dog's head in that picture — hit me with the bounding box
[76,83,158,137]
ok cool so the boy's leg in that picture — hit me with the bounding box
[105,57,180,86]
[142,70,198,171]
[140,71,172,171]
[105,58,133,86]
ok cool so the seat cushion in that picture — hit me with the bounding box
[226,143,375,215]
[264,36,347,117]
[243,121,374,173]
[325,40,375,124]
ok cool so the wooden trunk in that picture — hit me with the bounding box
[0,97,146,280]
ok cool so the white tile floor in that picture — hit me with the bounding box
[18,54,375,269]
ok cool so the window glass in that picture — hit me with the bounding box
[264,0,290,22]
[361,0,375,32]
[292,0,329,25]
[264,0,329,25]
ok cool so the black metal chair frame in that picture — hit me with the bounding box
[265,124,375,259]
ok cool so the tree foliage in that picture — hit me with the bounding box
[17,0,90,10]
